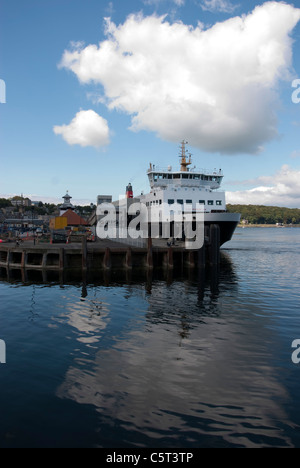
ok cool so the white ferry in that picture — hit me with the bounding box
[135,141,241,246]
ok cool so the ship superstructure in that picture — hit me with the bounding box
[140,141,226,220]
[138,141,240,245]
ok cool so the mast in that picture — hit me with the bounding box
[179,140,192,172]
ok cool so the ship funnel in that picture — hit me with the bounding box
[126,183,133,199]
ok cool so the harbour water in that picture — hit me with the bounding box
[0,227,300,448]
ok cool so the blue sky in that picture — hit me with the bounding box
[1,0,300,207]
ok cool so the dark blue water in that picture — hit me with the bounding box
[0,228,300,448]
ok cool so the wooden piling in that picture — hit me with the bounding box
[103,247,111,269]
[21,251,26,269]
[198,245,205,268]
[82,237,88,271]
[125,247,132,269]
[187,251,195,269]
[42,253,47,269]
[210,224,220,265]
[59,248,64,270]
[147,238,153,269]
[167,247,174,269]
[7,250,12,268]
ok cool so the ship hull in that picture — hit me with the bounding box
[147,212,240,247]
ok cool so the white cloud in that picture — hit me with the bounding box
[200,0,238,13]
[53,110,110,148]
[144,0,185,5]
[59,2,300,155]
[227,165,300,208]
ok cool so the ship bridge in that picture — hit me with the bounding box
[148,140,223,191]
[147,168,223,190]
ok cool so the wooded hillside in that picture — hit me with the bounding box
[227,204,300,224]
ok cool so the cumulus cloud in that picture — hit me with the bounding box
[53,110,110,148]
[59,2,300,154]
[227,165,300,208]
[200,0,238,13]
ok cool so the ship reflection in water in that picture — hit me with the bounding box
[0,228,300,448]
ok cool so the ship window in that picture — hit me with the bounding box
[199,200,205,205]
[216,200,222,206]
[168,174,172,179]
[159,200,162,205]
[154,174,158,182]
[177,199,184,205]
[168,199,175,205]
[208,200,214,205]
[186,200,193,204]
[182,174,189,179]
[174,174,181,179]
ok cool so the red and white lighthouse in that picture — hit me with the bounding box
[126,183,133,199]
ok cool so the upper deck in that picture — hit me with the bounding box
[147,167,223,190]
[148,140,223,191]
